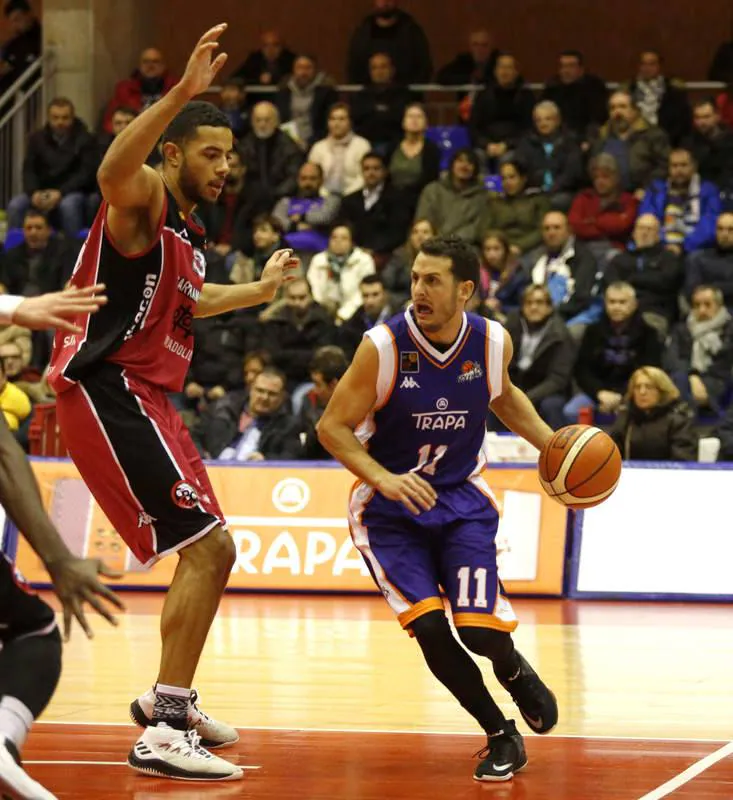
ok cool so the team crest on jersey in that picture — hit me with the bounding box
[192,248,206,279]
[400,351,419,373]
[457,360,483,383]
[171,480,199,510]
[137,511,157,528]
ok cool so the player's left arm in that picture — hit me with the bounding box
[489,328,555,451]
[196,248,299,318]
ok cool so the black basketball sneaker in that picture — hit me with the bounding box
[496,651,558,734]
[473,720,528,782]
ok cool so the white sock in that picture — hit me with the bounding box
[0,696,33,751]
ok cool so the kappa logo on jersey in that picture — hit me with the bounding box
[457,359,483,383]
[400,351,419,373]
[192,248,207,279]
[171,480,199,510]
[137,511,157,528]
[400,375,420,389]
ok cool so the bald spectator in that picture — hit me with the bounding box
[436,29,500,120]
[469,53,535,163]
[515,100,584,211]
[308,103,372,196]
[415,148,486,242]
[232,30,296,91]
[686,212,733,312]
[351,52,415,153]
[528,211,599,330]
[604,214,683,336]
[569,153,639,259]
[626,50,691,146]
[639,148,721,254]
[272,162,340,256]
[102,47,176,133]
[238,101,304,203]
[0,0,40,96]
[274,55,338,148]
[347,0,432,85]
[541,50,608,144]
[589,90,670,195]
[681,98,733,193]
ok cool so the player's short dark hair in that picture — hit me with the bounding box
[360,274,384,288]
[4,0,31,16]
[161,101,231,147]
[419,236,480,288]
[310,345,348,384]
[559,49,584,64]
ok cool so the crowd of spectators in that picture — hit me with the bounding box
[3,0,733,461]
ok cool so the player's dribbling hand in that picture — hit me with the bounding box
[46,556,125,641]
[12,284,108,333]
[180,23,229,98]
[377,472,437,515]
[260,249,301,300]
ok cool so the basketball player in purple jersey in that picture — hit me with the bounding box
[318,237,559,782]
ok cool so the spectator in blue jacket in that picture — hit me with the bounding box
[638,148,721,254]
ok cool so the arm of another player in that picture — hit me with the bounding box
[0,413,124,640]
[196,248,300,317]
[490,328,555,451]
[316,338,437,515]
[97,24,228,216]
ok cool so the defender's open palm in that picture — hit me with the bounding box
[378,472,437,515]
[181,24,229,97]
[14,284,107,333]
[260,249,301,298]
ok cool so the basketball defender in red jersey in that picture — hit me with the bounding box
[47,24,296,781]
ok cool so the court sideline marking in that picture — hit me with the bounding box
[636,740,733,800]
[25,761,261,769]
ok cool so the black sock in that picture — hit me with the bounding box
[411,611,507,735]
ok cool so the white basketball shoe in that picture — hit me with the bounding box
[130,688,239,749]
[127,723,243,781]
[0,737,58,800]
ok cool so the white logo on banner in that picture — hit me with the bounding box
[272,478,311,514]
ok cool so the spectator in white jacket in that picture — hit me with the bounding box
[308,103,371,196]
[307,223,376,321]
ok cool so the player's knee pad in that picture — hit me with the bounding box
[457,626,514,663]
[410,609,454,650]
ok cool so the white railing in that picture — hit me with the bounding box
[0,51,56,214]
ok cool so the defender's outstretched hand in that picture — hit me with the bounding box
[180,23,229,98]
[13,284,107,333]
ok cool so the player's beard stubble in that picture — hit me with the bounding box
[178,157,209,206]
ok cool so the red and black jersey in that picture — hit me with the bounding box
[48,188,208,393]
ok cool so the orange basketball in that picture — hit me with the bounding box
[537,425,622,509]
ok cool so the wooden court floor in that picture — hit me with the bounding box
[22,593,733,799]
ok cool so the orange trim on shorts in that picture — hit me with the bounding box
[375,326,399,410]
[407,325,472,370]
[397,596,444,629]
[452,613,519,633]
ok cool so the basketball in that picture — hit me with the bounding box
[538,425,622,509]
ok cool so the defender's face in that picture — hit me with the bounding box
[411,253,472,334]
[178,126,233,204]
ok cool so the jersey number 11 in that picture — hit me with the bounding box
[412,444,448,476]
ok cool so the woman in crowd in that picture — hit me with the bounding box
[479,230,528,323]
[387,103,441,218]
[608,366,698,461]
[307,224,376,322]
[381,218,436,308]
[480,158,551,257]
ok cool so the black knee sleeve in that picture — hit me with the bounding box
[458,626,515,664]
[0,626,62,718]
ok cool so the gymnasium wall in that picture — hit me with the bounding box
[151,0,731,84]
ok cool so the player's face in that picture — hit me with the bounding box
[632,376,660,410]
[178,126,233,205]
[411,253,473,334]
